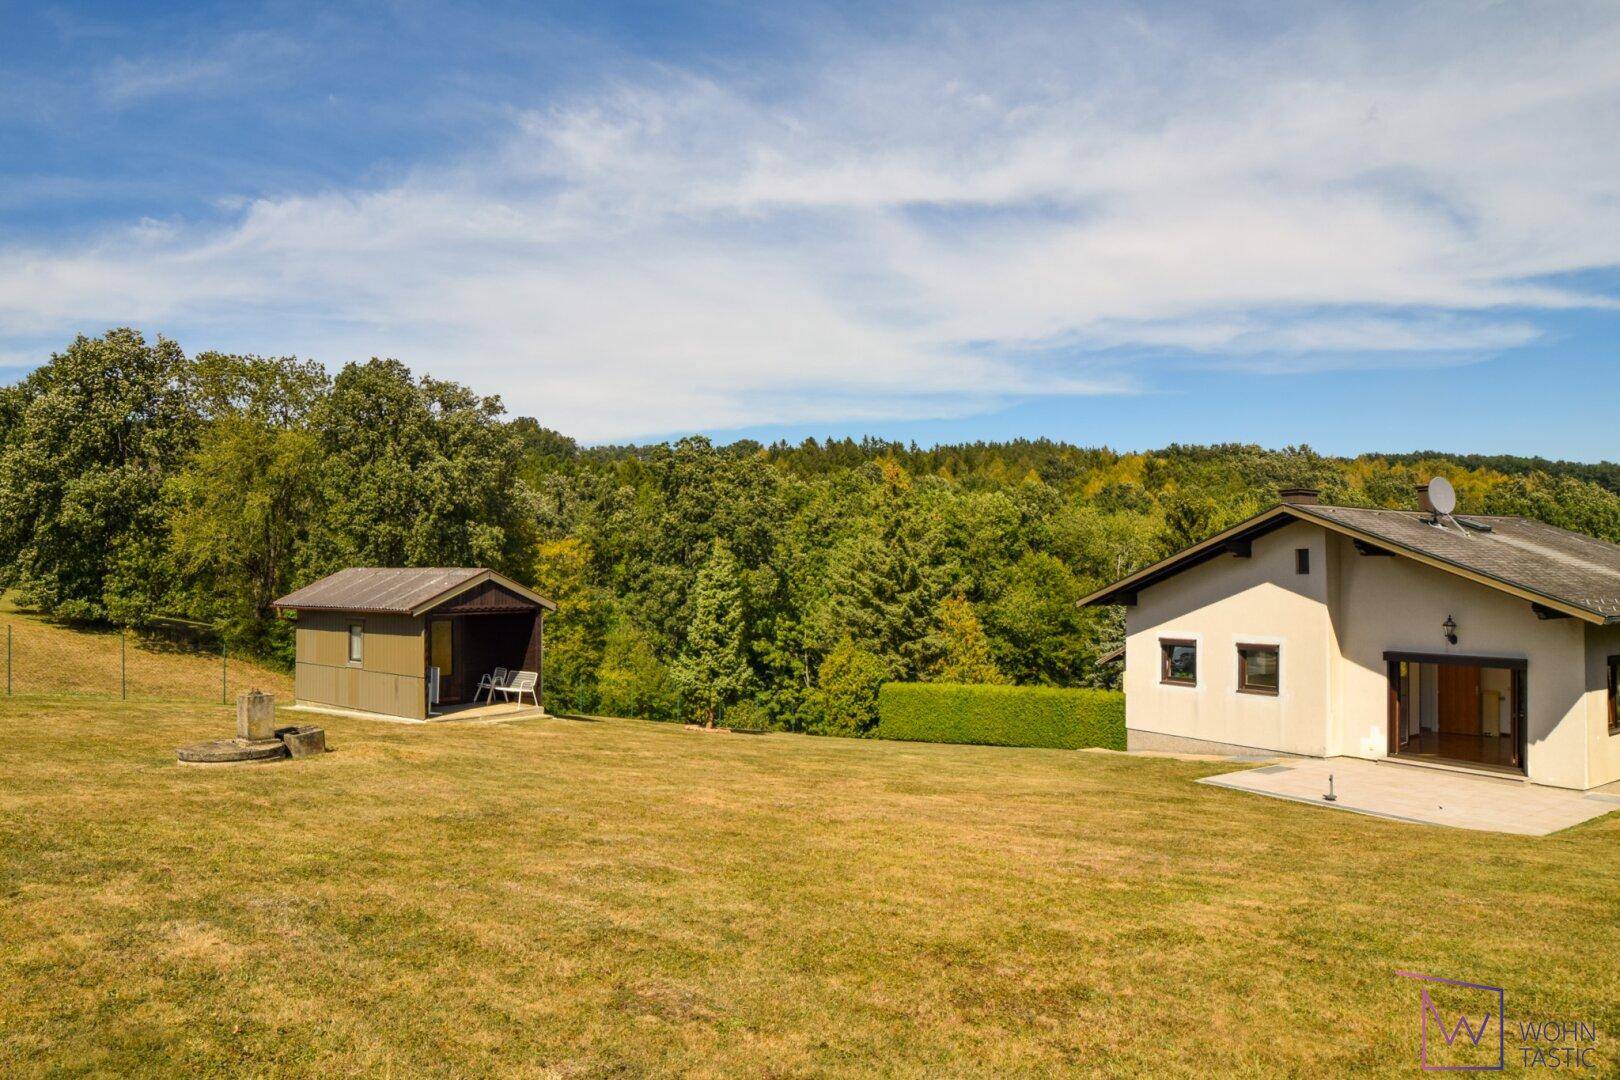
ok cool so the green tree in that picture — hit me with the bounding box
[21,325,1620,721]
[597,619,679,721]
[1050,505,1162,590]
[672,541,752,727]
[166,419,323,657]
[829,461,949,678]
[191,350,328,425]
[985,552,1087,685]
[1483,473,1620,543]
[531,537,610,712]
[163,352,329,657]
[1078,605,1125,690]
[0,329,196,622]
[811,637,888,736]
[926,596,1008,684]
[586,435,788,654]
[307,359,535,574]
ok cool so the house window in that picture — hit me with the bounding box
[348,623,364,664]
[1295,548,1310,574]
[1609,656,1620,735]
[1238,644,1279,695]
[1160,639,1197,686]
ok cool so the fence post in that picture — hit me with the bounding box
[5,624,10,697]
[121,630,127,700]
[222,643,228,705]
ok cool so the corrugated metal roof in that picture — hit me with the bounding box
[272,567,489,614]
[1081,502,1620,622]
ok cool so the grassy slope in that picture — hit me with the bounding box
[0,595,291,702]
[1,698,1616,1077]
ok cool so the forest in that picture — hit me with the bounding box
[4,328,1620,733]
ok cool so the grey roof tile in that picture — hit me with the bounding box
[1301,506,1620,619]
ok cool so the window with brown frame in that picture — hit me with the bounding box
[1295,547,1310,574]
[1609,656,1620,735]
[1160,639,1197,685]
[1237,643,1279,695]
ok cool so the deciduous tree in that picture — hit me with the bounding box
[0,329,195,622]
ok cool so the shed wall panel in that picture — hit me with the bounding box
[295,612,422,677]
[295,663,336,705]
[298,614,350,667]
[291,610,426,719]
[360,614,425,678]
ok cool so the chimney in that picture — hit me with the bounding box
[1279,487,1320,505]
[1415,483,1437,515]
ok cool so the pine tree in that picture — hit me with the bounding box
[927,596,1008,684]
[830,461,949,678]
[673,540,752,727]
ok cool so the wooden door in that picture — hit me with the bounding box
[1437,664,1482,736]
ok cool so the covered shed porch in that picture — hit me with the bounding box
[272,567,557,722]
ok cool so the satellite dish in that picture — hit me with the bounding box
[1427,477,1456,516]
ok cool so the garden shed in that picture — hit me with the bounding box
[272,568,556,721]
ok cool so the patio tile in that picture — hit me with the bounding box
[1197,757,1615,836]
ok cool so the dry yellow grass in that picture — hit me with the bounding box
[0,595,291,702]
[1,693,1617,1077]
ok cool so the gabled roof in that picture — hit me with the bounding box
[271,567,556,616]
[1078,503,1620,624]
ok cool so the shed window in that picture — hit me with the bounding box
[1160,639,1197,686]
[1609,656,1620,735]
[1238,644,1279,695]
[1295,548,1310,574]
[348,623,364,664]
[430,619,454,679]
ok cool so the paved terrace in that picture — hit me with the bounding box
[1199,757,1620,836]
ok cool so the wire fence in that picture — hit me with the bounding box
[1,620,294,705]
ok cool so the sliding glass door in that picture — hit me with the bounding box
[1387,656,1524,772]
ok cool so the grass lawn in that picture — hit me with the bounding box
[2,698,1617,1077]
[0,594,292,702]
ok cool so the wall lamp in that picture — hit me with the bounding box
[1442,615,1458,645]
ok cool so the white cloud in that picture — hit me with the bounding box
[97,31,303,104]
[3,2,1619,439]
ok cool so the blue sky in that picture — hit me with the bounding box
[3,2,1618,457]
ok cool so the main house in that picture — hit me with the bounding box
[272,567,556,721]
[1080,484,1620,790]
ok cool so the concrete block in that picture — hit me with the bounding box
[276,725,327,758]
[237,689,277,741]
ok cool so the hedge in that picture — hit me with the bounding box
[875,682,1125,751]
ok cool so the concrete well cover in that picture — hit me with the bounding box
[176,739,290,764]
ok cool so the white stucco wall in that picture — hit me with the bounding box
[1124,521,1334,756]
[1326,531,1589,788]
[1123,517,1601,789]
[1582,624,1620,788]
